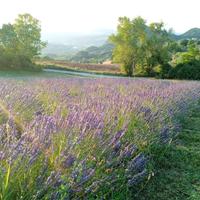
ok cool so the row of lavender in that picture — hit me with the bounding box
[0,78,200,199]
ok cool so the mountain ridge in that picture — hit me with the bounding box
[178,28,200,39]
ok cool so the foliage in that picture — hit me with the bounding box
[139,22,172,76]
[166,39,200,80]
[109,17,147,76]
[14,14,46,59]
[110,17,172,76]
[154,63,172,78]
[0,14,46,70]
[171,40,200,66]
[168,60,200,80]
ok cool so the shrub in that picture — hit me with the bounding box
[168,60,200,80]
[0,52,41,71]
[154,63,172,78]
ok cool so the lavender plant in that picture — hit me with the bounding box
[0,78,200,199]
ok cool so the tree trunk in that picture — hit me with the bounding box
[132,61,135,76]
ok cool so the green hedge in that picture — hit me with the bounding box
[0,53,41,71]
[168,60,200,80]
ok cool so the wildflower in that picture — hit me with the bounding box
[62,154,76,168]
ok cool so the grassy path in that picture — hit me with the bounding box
[136,104,200,200]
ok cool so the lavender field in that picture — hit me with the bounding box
[0,77,200,199]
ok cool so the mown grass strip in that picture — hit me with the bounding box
[135,104,200,200]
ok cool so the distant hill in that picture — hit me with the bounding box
[178,28,200,40]
[42,31,113,48]
[170,28,200,40]
[70,43,114,63]
[42,32,113,59]
[42,44,78,57]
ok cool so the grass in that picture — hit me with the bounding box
[0,70,74,78]
[136,103,200,200]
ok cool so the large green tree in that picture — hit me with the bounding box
[14,13,46,59]
[0,13,46,70]
[110,17,172,76]
[0,24,18,52]
[143,22,172,76]
[109,17,147,76]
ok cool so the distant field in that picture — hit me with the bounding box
[37,59,122,75]
[0,76,200,199]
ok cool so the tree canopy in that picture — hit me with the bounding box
[0,13,46,70]
[109,17,147,76]
[109,17,172,76]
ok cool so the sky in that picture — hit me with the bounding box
[0,0,199,35]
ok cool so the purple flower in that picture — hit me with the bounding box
[127,153,147,174]
[128,169,148,186]
[62,154,76,168]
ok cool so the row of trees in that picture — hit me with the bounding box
[110,17,200,79]
[0,14,45,70]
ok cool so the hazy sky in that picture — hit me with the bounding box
[0,0,199,35]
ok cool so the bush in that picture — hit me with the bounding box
[0,52,41,71]
[154,63,172,78]
[160,63,172,78]
[168,60,200,80]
